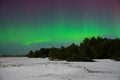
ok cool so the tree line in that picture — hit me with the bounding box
[27,37,120,61]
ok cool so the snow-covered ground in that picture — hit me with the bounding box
[0,57,120,80]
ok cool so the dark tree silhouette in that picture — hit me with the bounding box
[28,50,34,58]
[27,37,120,61]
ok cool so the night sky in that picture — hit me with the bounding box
[0,0,120,55]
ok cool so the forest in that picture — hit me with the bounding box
[27,37,120,61]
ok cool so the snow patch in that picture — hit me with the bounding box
[0,57,120,80]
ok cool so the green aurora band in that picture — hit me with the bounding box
[0,19,119,46]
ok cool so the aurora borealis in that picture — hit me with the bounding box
[0,0,120,55]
